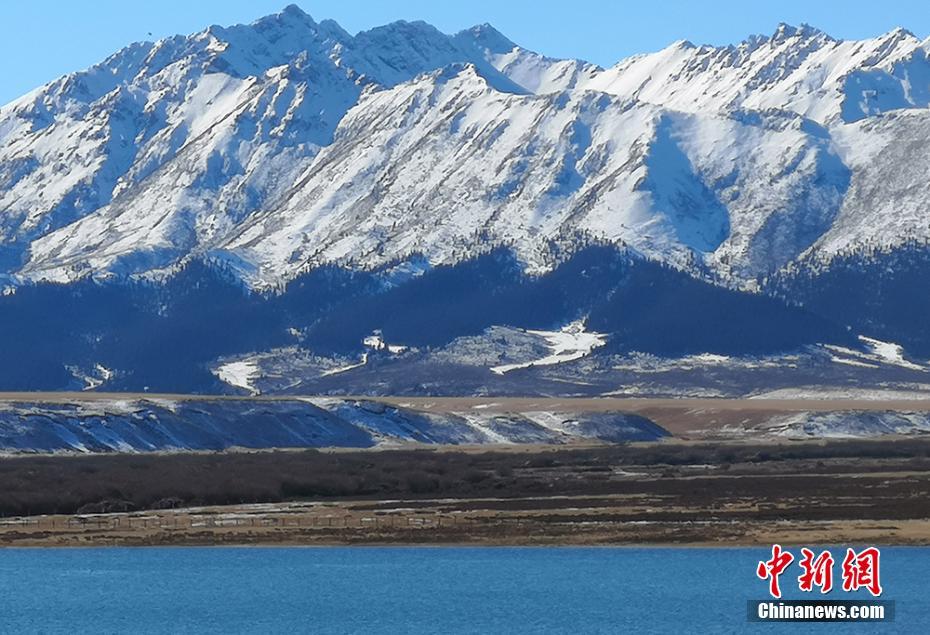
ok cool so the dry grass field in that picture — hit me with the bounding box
[1,437,929,546]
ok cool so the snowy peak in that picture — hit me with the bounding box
[3,12,930,288]
[190,6,348,79]
[587,22,929,124]
[769,22,833,44]
[279,3,312,20]
[0,9,528,278]
[244,2,318,33]
[352,20,464,83]
[456,23,602,96]
[456,23,518,55]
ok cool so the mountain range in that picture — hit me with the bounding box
[1,6,929,396]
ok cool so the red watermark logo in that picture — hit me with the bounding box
[757,545,882,599]
[798,548,834,594]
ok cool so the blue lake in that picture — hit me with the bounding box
[0,547,925,633]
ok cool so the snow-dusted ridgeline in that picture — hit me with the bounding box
[2,396,927,454]
[0,398,668,453]
[1,7,929,287]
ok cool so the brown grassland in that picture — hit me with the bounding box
[1,437,929,547]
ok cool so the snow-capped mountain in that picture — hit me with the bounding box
[584,24,930,124]
[2,6,929,287]
[0,6,521,281]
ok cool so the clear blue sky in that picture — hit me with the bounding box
[2,0,928,106]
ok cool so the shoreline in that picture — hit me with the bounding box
[3,541,930,549]
[2,505,928,549]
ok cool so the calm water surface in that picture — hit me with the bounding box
[0,547,926,633]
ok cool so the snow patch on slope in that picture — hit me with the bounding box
[491,320,606,374]
[859,335,925,371]
[213,360,261,395]
[750,387,930,400]
[320,353,369,377]
[760,411,930,438]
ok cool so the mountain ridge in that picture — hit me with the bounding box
[2,9,928,288]
[2,7,929,395]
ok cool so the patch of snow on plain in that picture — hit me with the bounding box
[491,320,606,374]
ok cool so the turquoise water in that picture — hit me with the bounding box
[0,547,925,633]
